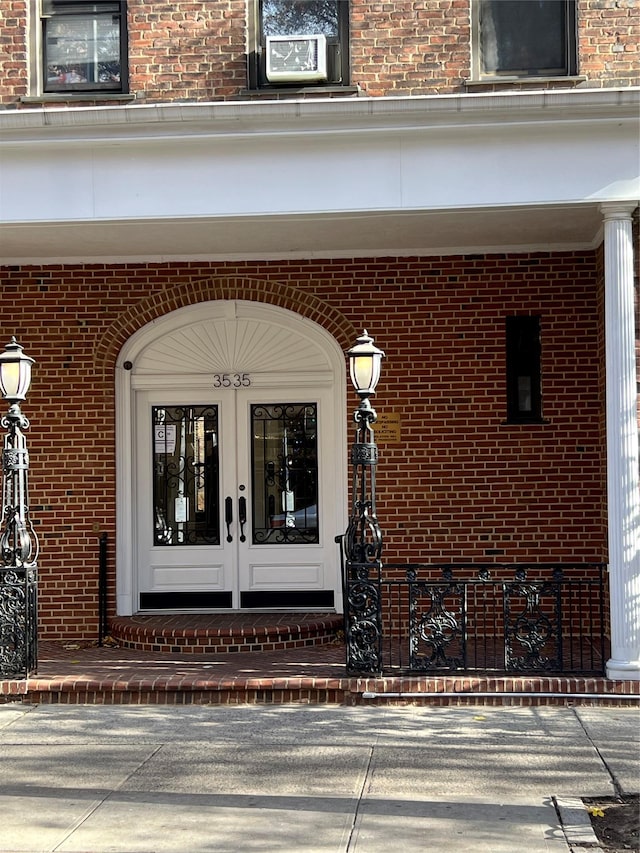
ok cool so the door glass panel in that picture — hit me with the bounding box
[251,403,319,544]
[152,405,220,546]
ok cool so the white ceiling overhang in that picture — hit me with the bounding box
[0,88,638,263]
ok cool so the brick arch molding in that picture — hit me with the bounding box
[94,276,358,374]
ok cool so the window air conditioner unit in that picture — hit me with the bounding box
[266,34,327,83]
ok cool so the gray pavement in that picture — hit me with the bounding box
[0,704,637,852]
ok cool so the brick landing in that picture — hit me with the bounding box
[1,639,638,706]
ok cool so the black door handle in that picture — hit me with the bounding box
[225,496,233,542]
[238,496,247,543]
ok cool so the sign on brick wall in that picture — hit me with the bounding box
[374,412,401,443]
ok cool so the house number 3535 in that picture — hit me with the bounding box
[213,373,251,388]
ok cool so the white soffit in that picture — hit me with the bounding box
[0,205,608,264]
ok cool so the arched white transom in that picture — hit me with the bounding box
[119,300,338,380]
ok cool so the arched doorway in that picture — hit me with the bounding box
[115,300,347,615]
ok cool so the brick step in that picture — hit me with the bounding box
[1,634,638,707]
[4,670,639,707]
[109,612,344,655]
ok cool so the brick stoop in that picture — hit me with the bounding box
[109,612,344,654]
[0,640,639,706]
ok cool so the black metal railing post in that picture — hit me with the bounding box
[98,532,108,646]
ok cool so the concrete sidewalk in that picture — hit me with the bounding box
[0,704,637,852]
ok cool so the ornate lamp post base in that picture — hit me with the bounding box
[0,339,38,678]
[0,566,37,677]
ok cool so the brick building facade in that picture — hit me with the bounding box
[0,1,638,679]
[1,0,638,104]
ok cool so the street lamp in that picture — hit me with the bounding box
[0,338,38,677]
[342,330,385,674]
[347,329,385,401]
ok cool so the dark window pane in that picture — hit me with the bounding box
[480,0,568,75]
[506,316,543,422]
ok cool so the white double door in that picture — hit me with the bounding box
[135,383,338,611]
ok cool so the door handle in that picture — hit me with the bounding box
[225,496,233,542]
[238,496,247,543]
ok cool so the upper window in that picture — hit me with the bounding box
[41,1,128,93]
[474,0,577,79]
[250,0,349,89]
[506,316,543,423]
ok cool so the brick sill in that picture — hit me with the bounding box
[239,85,360,99]
[501,419,551,426]
[21,94,136,104]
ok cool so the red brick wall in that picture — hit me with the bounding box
[350,0,471,96]
[0,0,27,102]
[1,251,607,639]
[1,0,638,108]
[128,0,247,100]
[579,0,640,85]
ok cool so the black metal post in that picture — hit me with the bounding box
[98,532,108,646]
[343,395,383,674]
[0,400,38,677]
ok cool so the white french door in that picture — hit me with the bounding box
[135,384,336,610]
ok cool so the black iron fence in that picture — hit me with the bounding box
[341,554,607,676]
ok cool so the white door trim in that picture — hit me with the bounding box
[115,299,347,615]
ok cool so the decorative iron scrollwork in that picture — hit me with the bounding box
[0,566,37,677]
[3,448,28,470]
[344,571,383,673]
[152,405,220,546]
[351,442,378,466]
[504,570,562,671]
[0,408,38,570]
[409,572,465,670]
[252,403,319,545]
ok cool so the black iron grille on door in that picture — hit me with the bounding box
[152,405,220,546]
[250,403,319,545]
[340,559,607,675]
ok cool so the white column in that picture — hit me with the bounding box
[603,202,640,680]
